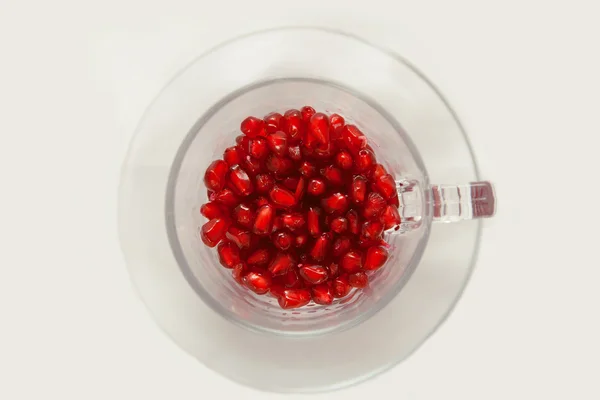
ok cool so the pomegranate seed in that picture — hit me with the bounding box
[355,149,376,174]
[253,204,274,235]
[278,288,311,309]
[299,161,317,178]
[203,160,228,191]
[281,213,305,231]
[269,284,286,298]
[269,185,297,208]
[335,151,353,170]
[308,113,330,147]
[232,263,247,284]
[329,113,345,132]
[273,231,293,251]
[311,284,334,305]
[264,112,283,134]
[351,175,367,204]
[321,165,344,186]
[330,217,348,234]
[295,177,306,201]
[346,209,360,235]
[283,177,300,191]
[307,206,322,237]
[310,233,332,262]
[307,178,326,196]
[226,226,251,249]
[341,250,363,273]
[240,116,265,138]
[217,240,241,269]
[266,131,288,157]
[212,188,240,208]
[358,236,382,249]
[200,202,224,219]
[242,155,262,176]
[200,218,230,247]
[268,252,296,276]
[332,236,352,257]
[254,173,274,193]
[363,192,387,219]
[332,275,351,298]
[247,248,271,265]
[294,233,308,248]
[283,268,302,288]
[287,144,302,160]
[341,124,368,154]
[255,196,269,208]
[389,192,400,207]
[232,203,253,228]
[349,271,368,288]
[247,138,268,159]
[282,109,304,144]
[229,165,254,196]
[362,220,384,240]
[243,270,272,294]
[235,134,245,145]
[300,106,316,123]
[375,174,396,199]
[382,204,401,230]
[265,154,293,176]
[329,262,340,277]
[272,216,284,233]
[321,192,349,214]
[299,264,329,284]
[223,146,242,166]
[372,163,388,180]
[364,245,389,270]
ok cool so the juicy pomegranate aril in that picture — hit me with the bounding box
[199,107,400,309]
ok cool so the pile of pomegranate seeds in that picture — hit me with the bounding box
[200,106,401,310]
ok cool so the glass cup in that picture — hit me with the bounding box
[119,27,497,393]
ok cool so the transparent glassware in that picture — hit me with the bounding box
[119,27,496,393]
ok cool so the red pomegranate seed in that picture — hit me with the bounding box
[273,231,293,251]
[351,175,367,204]
[254,196,269,208]
[329,262,340,277]
[241,155,262,176]
[283,268,302,288]
[223,146,242,166]
[240,116,265,138]
[389,192,400,207]
[282,109,304,144]
[364,245,389,270]
[372,163,388,180]
[329,113,345,132]
[307,178,326,196]
[243,270,272,294]
[321,165,344,186]
[212,188,240,208]
[232,263,247,284]
[269,185,297,208]
[330,217,348,233]
[375,174,396,199]
[355,149,376,174]
[358,236,383,249]
[283,177,299,191]
[247,138,268,159]
[382,204,401,230]
[300,106,316,123]
[349,271,368,288]
[278,288,311,309]
[346,209,360,235]
[295,177,306,201]
[341,250,363,273]
[332,275,351,298]
[269,284,286,298]
[226,226,251,249]
[217,240,241,269]
[363,192,387,219]
[321,192,349,214]
[253,204,274,235]
[287,144,302,160]
[254,173,274,193]
[308,113,330,147]
[361,220,384,240]
[200,202,224,219]
[299,161,317,178]
[335,151,353,170]
[341,124,368,155]
[307,206,322,237]
[200,218,229,247]
[265,154,293,176]
[266,131,288,157]
[310,233,332,262]
[232,203,253,228]
[272,216,284,233]
[313,142,335,160]
[203,160,228,191]
[311,284,333,305]
[299,264,329,284]
[268,252,296,276]
[294,233,308,248]
[235,134,245,145]
[264,112,283,134]
[281,213,305,231]
[332,236,352,257]
[247,248,271,265]
[229,165,254,196]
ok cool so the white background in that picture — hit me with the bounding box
[1,0,599,399]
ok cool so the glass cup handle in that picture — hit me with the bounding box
[397,180,496,230]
